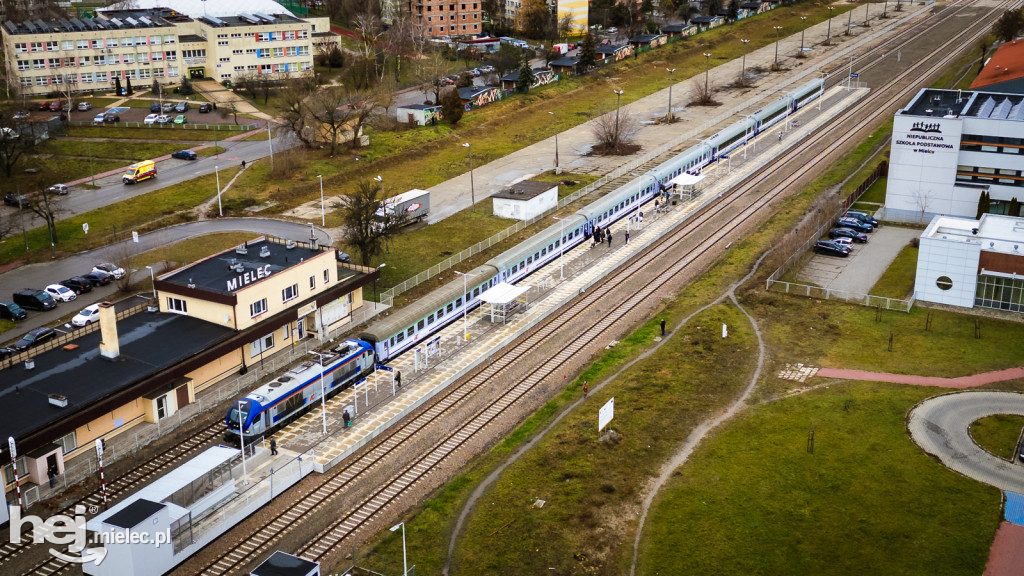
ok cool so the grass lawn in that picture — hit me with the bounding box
[35,140,190,160]
[858,176,888,205]
[970,415,1024,461]
[869,243,918,298]
[67,125,251,141]
[637,382,1001,576]
[195,146,227,157]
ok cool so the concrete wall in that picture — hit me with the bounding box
[69,399,146,459]
[233,249,335,331]
[915,234,981,307]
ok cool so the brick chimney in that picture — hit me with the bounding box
[98,302,119,360]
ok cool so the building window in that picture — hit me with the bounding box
[167,297,187,314]
[282,324,290,340]
[3,457,27,484]
[58,431,77,454]
[309,276,316,289]
[936,276,953,291]
[250,333,275,356]
[282,284,298,302]
[250,298,268,317]
[323,270,330,284]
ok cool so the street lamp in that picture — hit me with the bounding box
[799,16,807,53]
[390,522,408,576]
[665,68,676,122]
[237,400,249,485]
[864,2,869,25]
[739,40,749,86]
[826,7,834,45]
[145,265,155,296]
[215,165,222,217]
[318,174,325,226]
[773,26,783,70]
[552,216,565,280]
[548,112,560,174]
[613,89,624,141]
[309,351,329,435]
[462,143,475,212]
[374,263,386,310]
[883,0,888,17]
[847,8,853,35]
[453,270,477,341]
[702,53,712,98]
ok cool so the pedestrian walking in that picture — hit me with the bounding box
[625,230,630,244]
[660,318,666,336]
[343,410,352,427]
[778,131,783,142]
[269,438,278,456]
[583,380,589,398]
[47,463,58,488]
[241,159,246,169]
[395,370,402,389]
[607,231,612,247]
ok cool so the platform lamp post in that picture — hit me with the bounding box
[799,16,807,53]
[374,263,386,310]
[739,40,749,86]
[825,7,834,45]
[462,142,475,212]
[552,216,565,280]
[665,68,676,122]
[454,270,477,342]
[702,53,712,98]
[215,165,222,216]
[818,71,828,111]
[547,111,560,174]
[145,265,155,296]
[847,8,853,35]
[864,2,869,25]
[309,351,329,435]
[237,400,249,485]
[317,174,325,226]
[390,522,408,576]
[613,89,624,140]
[773,27,783,70]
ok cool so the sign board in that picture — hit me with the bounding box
[83,223,89,235]
[94,438,104,458]
[849,72,859,78]
[598,397,614,432]
[131,230,139,243]
[375,363,394,372]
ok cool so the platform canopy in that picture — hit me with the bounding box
[667,172,705,187]
[478,282,529,305]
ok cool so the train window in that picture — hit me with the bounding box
[437,308,444,318]
[456,297,463,307]
[396,332,404,343]
[428,313,435,324]
[473,287,479,297]
[418,319,425,330]
[555,239,560,248]
[447,303,454,313]
[527,256,533,264]
[541,247,547,256]
[407,327,414,337]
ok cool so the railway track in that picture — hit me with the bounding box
[187,2,1011,573]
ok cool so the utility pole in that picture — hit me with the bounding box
[739,40,749,86]
[665,68,676,121]
[773,27,783,70]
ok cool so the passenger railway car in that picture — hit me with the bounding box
[225,339,375,442]
[361,77,825,362]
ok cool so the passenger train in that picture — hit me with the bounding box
[360,78,824,362]
[224,339,375,443]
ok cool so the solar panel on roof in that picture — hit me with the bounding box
[239,13,259,24]
[58,18,72,31]
[23,21,37,33]
[992,98,1013,120]
[254,12,276,23]
[977,97,996,118]
[125,17,139,27]
[202,15,225,27]
[139,16,153,26]
[69,17,85,30]
[3,21,18,34]
[34,19,49,33]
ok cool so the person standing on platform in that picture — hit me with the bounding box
[607,231,613,247]
[270,438,278,455]
[48,463,58,488]
[625,230,630,244]
[395,370,402,389]
[343,410,351,427]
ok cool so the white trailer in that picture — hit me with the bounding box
[376,189,430,225]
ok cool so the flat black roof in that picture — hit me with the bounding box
[0,310,234,443]
[492,180,557,200]
[161,237,326,295]
[252,551,319,576]
[902,89,973,118]
[106,499,166,529]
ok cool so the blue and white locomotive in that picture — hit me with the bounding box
[225,339,375,442]
[360,78,825,362]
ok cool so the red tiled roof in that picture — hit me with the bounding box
[970,40,1024,90]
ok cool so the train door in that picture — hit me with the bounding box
[584,219,594,238]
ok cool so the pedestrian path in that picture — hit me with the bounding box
[817,366,1024,388]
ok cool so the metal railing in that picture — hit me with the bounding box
[765,280,914,312]
[69,120,257,131]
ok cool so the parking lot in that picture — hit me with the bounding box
[799,226,921,294]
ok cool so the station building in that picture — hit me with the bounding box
[883,88,1024,222]
[1,3,334,97]
[2,236,377,499]
[915,213,1024,312]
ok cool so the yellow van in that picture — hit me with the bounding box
[123,160,157,184]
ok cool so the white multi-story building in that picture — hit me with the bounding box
[1,6,333,96]
[884,88,1024,222]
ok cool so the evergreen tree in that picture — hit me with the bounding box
[977,190,991,219]
[1009,197,1021,217]
[578,32,597,72]
[126,77,134,96]
[329,46,345,69]
[114,76,123,96]
[179,77,194,96]
[516,55,535,93]
[440,88,464,125]
[726,0,740,21]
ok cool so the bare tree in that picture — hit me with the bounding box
[911,189,931,224]
[24,182,67,257]
[590,106,639,155]
[105,240,142,292]
[308,87,355,156]
[0,112,39,177]
[416,50,456,104]
[336,179,407,266]
[278,77,318,148]
[689,76,719,106]
[354,12,388,81]
[382,16,418,83]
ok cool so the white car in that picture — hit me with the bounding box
[48,184,69,195]
[832,237,854,248]
[93,112,107,124]
[155,114,170,124]
[144,113,160,125]
[72,304,100,327]
[92,262,125,279]
[44,283,77,302]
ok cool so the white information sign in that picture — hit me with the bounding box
[598,397,614,432]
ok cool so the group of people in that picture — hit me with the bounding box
[592,225,613,248]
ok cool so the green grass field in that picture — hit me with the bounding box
[637,382,1001,576]
[869,243,918,298]
[970,415,1024,461]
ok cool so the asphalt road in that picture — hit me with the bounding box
[908,391,1024,493]
[0,218,331,342]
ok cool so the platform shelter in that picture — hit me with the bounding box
[666,172,705,201]
[251,551,320,576]
[477,282,530,324]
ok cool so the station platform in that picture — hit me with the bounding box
[270,85,870,471]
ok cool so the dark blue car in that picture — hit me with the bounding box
[171,150,197,160]
[828,227,869,243]
[836,217,873,233]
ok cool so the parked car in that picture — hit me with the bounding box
[13,110,30,120]
[198,102,213,113]
[102,113,121,124]
[93,263,125,279]
[831,237,854,249]
[82,271,112,287]
[48,100,64,111]
[828,227,868,243]
[48,184,69,195]
[0,301,27,321]
[13,327,56,351]
[44,284,77,303]
[3,193,28,207]
[12,289,57,311]
[836,217,873,233]
[60,277,94,294]
[813,240,851,258]
[162,102,176,113]
[606,27,618,33]
[144,113,160,125]
[845,210,880,228]
[37,101,50,111]
[150,102,162,113]
[171,150,197,160]
[173,114,187,125]
[77,102,93,111]
[72,304,101,327]
[155,114,171,124]
[0,347,15,359]
[174,101,190,113]
[93,112,108,124]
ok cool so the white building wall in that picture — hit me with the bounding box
[492,189,557,220]
[885,115,965,219]
[914,234,981,307]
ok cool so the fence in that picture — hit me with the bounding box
[69,120,257,131]
[766,280,914,312]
